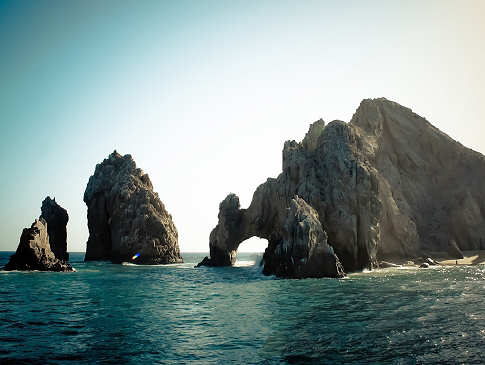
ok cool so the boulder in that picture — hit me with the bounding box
[198,98,485,274]
[84,151,183,264]
[40,196,69,261]
[195,256,213,268]
[424,257,440,266]
[5,219,73,272]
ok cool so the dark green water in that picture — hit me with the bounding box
[0,252,484,364]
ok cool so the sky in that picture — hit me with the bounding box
[1,0,484,253]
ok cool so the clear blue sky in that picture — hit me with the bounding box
[1,0,484,252]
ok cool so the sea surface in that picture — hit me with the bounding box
[0,252,484,364]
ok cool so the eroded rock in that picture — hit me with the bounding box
[262,196,345,278]
[198,98,485,275]
[5,219,73,272]
[84,151,182,264]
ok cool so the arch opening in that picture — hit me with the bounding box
[233,237,268,267]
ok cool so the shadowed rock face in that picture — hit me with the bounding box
[262,196,345,278]
[198,98,485,275]
[40,196,69,261]
[5,219,73,272]
[84,151,182,264]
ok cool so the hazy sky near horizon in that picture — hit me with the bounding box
[1,0,484,253]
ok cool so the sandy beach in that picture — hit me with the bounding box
[438,250,485,266]
[378,250,485,268]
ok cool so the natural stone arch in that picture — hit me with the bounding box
[198,192,345,278]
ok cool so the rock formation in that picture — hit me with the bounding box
[262,196,345,278]
[84,151,182,264]
[198,98,485,276]
[40,196,69,261]
[5,219,73,272]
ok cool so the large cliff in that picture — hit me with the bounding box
[84,151,182,264]
[198,98,485,276]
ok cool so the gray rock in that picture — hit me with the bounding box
[424,257,440,266]
[198,193,345,278]
[198,97,485,274]
[262,196,345,278]
[5,219,73,272]
[40,196,69,261]
[84,151,183,264]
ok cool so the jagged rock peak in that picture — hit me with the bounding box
[84,150,183,264]
[5,218,73,272]
[40,196,69,261]
[302,118,325,151]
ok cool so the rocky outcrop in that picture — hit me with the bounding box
[40,196,69,261]
[262,196,345,278]
[5,219,73,272]
[84,151,182,264]
[198,98,485,275]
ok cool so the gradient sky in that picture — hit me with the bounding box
[1,0,484,253]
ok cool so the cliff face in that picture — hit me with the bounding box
[350,99,485,258]
[84,151,182,264]
[40,196,69,261]
[5,219,73,272]
[199,98,485,276]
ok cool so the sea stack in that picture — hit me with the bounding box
[84,151,183,264]
[5,218,73,272]
[198,98,485,277]
[40,196,69,261]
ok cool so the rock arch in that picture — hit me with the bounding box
[198,192,345,278]
[198,98,485,277]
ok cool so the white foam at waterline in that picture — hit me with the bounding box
[233,260,256,267]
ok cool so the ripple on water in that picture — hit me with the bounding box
[0,253,484,364]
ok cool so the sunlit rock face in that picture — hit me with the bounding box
[84,151,182,264]
[40,196,69,261]
[198,98,485,275]
[5,218,73,272]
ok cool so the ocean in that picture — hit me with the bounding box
[0,252,484,364]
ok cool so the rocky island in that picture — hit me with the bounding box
[5,198,73,271]
[198,98,485,278]
[84,151,183,264]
